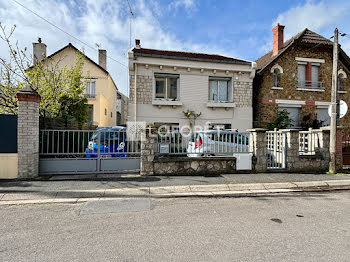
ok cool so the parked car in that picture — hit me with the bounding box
[85,126,127,158]
[186,130,250,157]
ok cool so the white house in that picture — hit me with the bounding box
[127,40,256,131]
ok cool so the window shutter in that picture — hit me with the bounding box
[305,62,312,87]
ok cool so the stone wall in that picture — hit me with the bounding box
[250,128,332,173]
[254,44,350,128]
[233,81,253,107]
[140,129,156,175]
[129,74,152,104]
[153,156,236,176]
[285,129,330,172]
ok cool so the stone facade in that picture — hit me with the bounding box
[129,74,152,104]
[233,81,253,107]
[16,90,41,178]
[140,129,156,175]
[153,157,236,176]
[248,128,267,172]
[254,45,350,128]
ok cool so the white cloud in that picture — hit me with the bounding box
[274,0,350,40]
[267,0,350,55]
[169,0,196,10]
[0,0,217,97]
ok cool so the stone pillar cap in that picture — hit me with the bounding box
[246,128,267,132]
[280,129,300,132]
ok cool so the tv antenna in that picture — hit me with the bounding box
[126,0,135,48]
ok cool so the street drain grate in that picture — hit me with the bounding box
[78,199,152,216]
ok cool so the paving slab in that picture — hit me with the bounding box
[228,183,265,191]
[294,181,329,188]
[263,182,298,189]
[324,180,350,187]
[189,184,230,192]
[104,187,149,197]
[149,186,191,194]
[1,192,57,201]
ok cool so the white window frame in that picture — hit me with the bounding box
[154,73,180,100]
[209,77,233,103]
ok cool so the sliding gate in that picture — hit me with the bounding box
[39,130,140,175]
[266,130,287,169]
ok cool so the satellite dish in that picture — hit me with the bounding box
[328,100,348,119]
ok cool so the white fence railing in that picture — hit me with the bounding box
[156,130,251,156]
[266,130,287,169]
[299,130,322,155]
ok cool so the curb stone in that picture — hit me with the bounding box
[1,180,350,206]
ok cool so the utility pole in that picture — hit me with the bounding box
[329,28,339,174]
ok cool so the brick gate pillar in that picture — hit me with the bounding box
[248,128,267,172]
[16,86,41,178]
[140,128,156,175]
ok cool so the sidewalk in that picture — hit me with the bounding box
[1,173,350,205]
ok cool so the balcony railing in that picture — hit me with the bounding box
[296,80,324,90]
[84,93,96,98]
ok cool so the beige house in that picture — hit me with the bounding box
[127,40,256,131]
[33,41,117,127]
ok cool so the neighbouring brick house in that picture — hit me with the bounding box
[254,24,350,129]
[128,40,256,131]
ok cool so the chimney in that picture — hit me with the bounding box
[98,49,107,70]
[32,37,47,65]
[135,39,141,49]
[272,23,285,56]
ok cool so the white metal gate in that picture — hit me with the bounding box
[266,130,286,169]
[39,129,141,175]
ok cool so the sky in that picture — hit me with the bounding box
[1,0,350,96]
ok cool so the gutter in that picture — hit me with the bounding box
[133,53,251,66]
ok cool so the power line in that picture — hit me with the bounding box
[11,0,128,69]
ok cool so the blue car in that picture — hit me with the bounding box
[85,126,127,158]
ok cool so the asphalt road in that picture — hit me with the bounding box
[0,191,349,262]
